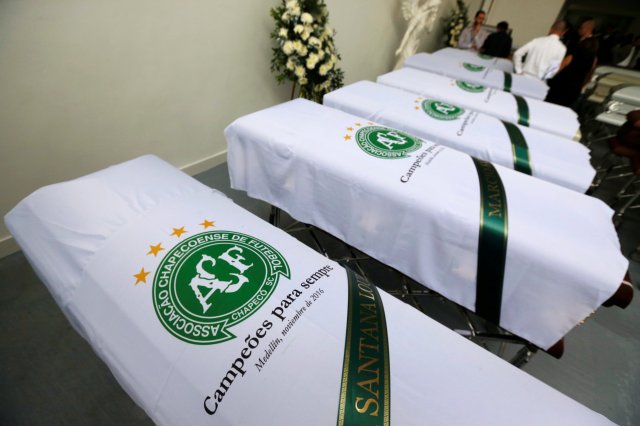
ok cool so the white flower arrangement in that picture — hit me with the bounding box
[270,0,344,102]
[442,0,469,47]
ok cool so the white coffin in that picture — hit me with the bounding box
[225,99,627,351]
[405,52,547,100]
[432,47,514,73]
[323,80,593,192]
[4,155,618,425]
[377,67,579,140]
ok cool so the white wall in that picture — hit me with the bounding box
[0,0,475,257]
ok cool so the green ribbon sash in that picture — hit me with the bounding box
[338,268,390,426]
[472,159,509,324]
[503,72,512,93]
[514,95,530,127]
[501,121,532,175]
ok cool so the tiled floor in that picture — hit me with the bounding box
[1,138,638,424]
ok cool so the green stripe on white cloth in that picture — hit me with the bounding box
[338,267,390,426]
[514,95,530,127]
[473,159,509,324]
[501,121,532,175]
[503,72,512,93]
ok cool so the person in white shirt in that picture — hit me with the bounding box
[513,20,568,80]
[458,10,489,51]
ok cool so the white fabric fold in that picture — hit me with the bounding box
[323,81,594,192]
[225,99,627,351]
[5,155,617,425]
[405,52,548,100]
[377,67,579,140]
[432,47,514,72]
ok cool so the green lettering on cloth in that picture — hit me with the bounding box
[337,267,390,426]
[501,121,532,175]
[472,158,509,325]
[503,72,512,93]
[514,95,530,127]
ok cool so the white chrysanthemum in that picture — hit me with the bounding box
[286,58,295,71]
[301,29,311,41]
[279,28,288,38]
[306,53,319,69]
[293,40,307,56]
[308,36,321,48]
[319,63,329,76]
[294,24,304,34]
[301,13,313,24]
[282,11,290,22]
[285,0,298,10]
[295,65,306,78]
[282,41,294,55]
[290,5,301,16]
[299,77,308,85]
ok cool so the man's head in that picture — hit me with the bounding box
[474,10,486,26]
[578,18,595,39]
[496,21,509,32]
[549,20,568,36]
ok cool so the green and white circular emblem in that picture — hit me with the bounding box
[421,99,465,120]
[153,231,290,344]
[355,126,422,159]
[455,80,487,93]
[462,62,486,72]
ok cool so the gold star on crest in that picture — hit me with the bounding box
[134,268,150,285]
[344,134,352,141]
[346,127,354,131]
[200,219,215,229]
[170,226,187,238]
[147,243,165,257]
[355,122,362,127]
[415,106,420,110]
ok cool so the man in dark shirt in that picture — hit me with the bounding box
[545,18,598,108]
[481,21,512,58]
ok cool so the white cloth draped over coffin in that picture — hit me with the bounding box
[4,155,616,425]
[432,47,514,73]
[323,81,594,193]
[377,67,579,140]
[225,99,628,351]
[404,52,548,100]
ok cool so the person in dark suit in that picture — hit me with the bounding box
[480,21,513,58]
[545,18,598,108]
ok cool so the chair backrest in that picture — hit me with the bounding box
[594,65,640,80]
[595,111,627,127]
[587,75,640,104]
[611,86,640,107]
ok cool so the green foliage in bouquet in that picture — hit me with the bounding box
[443,0,469,47]
[270,0,344,102]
